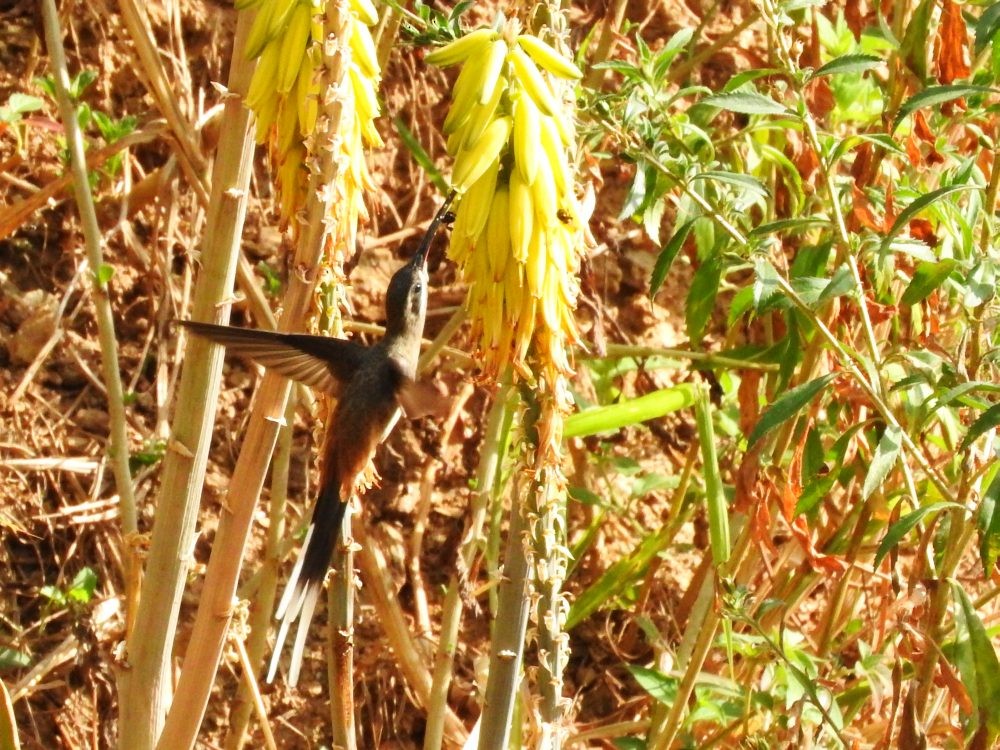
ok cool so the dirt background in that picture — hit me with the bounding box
[0,0,763,747]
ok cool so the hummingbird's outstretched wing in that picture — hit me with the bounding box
[180,321,368,394]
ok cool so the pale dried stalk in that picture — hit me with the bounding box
[152,1,364,744]
[354,525,469,745]
[116,9,258,748]
[222,394,295,750]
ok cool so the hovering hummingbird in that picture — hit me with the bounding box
[181,194,454,685]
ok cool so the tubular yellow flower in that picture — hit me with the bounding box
[241,0,383,229]
[430,23,583,386]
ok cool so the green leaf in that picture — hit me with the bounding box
[67,567,97,604]
[685,256,722,345]
[748,373,837,447]
[653,27,694,80]
[691,170,770,198]
[950,582,1000,737]
[568,486,603,506]
[807,53,884,80]
[627,665,678,705]
[978,469,1000,575]
[960,402,1000,452]
[900,0,934,79]
[892,85,997,130]
[650,218,697,297]
[749,217,829,239]
[393,117,449,194]
[882,184,979,248]
[565,384,697,439]
[816,264,856,308]
[95,263,114,287]
[701,91,789,115]
[874,502,962,566]
[567,524,676,628]
[862,425,902,500]
[974,3,1000,54]
[901,259,958,305]
[0,649,30,670]
[0,93,44,124]
[965,259,997,308]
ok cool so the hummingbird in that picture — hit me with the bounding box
[181,194,454,686]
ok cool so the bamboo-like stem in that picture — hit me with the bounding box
[222,394,296,750]
[118,0,209,204]
[231,631,278,750]
[354,525,469,744]
[153,1,356,744]
[477,470,532,750]
[424,376,514,750]
[328,513,356,750]
[116,9,257,747]
[581,0,628,88]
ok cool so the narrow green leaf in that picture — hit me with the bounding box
[862,425,902,500]
[567,525,676,628]
[808,53,883,80]
[393,117,449,194]
[960,402,1000,452]
[685,256,722,345]
[748,373,837,447]
[816,265,856,308]
[901,259,958,305]
[882,184,979,248]
[653,27,694,79]
[874,502,962,566]
[565,384,697,439]
[691,170,771,198]
[950,582,1000,736]
[696,385,730,567]
[749,217,829,239]
[978,469,1000,575]
[974,3,1000,54]
[627,665,678,705]
[892,85,997,130]
[965,259,997,308]
[650,218,697,297]
[701,91,789,115]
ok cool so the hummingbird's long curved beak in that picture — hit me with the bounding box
[413,190,457,268]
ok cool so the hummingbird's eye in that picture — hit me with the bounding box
[413,282,423,295]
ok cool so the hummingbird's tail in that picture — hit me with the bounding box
[266,477,347,686]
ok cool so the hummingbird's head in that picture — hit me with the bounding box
[384,191,455,341]
[384,252,428,339]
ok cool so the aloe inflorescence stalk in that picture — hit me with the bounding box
[428,13,586,742]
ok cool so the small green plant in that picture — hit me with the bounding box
[0,93,45,152]
[35,69,137,179]
[129,439,167,475]
[40,567,98,608]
